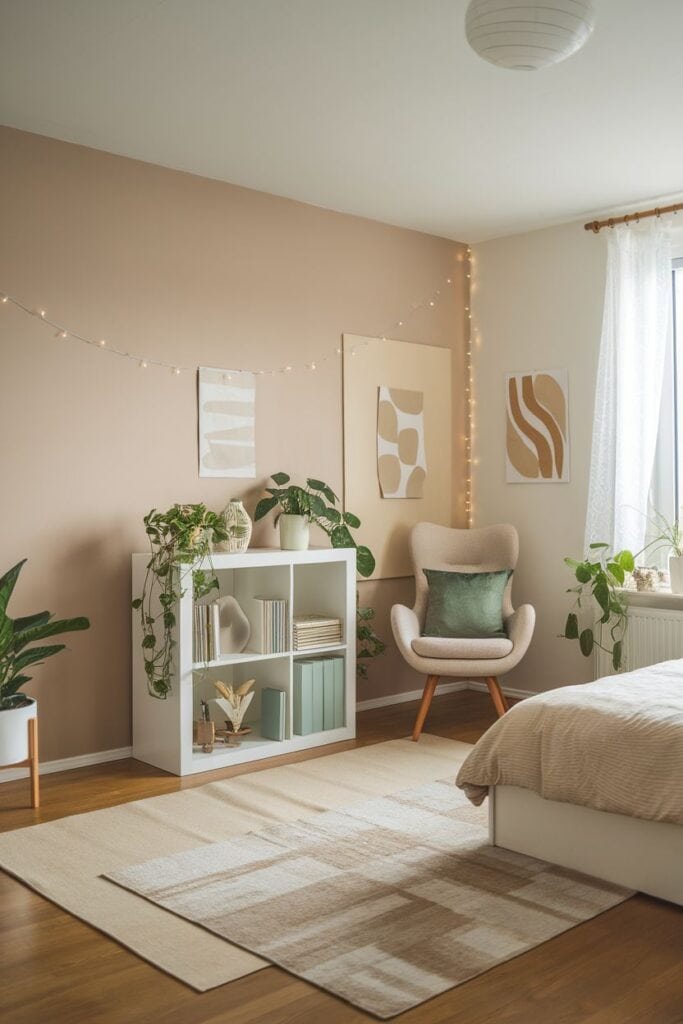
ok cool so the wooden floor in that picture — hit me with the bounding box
[1,689,682,1024]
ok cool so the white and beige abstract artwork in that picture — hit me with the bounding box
[377,386,427,498]
[198,367,256,478]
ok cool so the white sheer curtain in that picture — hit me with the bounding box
[584,221,671,556]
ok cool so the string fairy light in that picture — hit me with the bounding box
[0,270,462,377]
[464,245,474,528]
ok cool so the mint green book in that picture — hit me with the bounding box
[310,659,324,732]
[293,661,314,735]
[333,657,345,728]
[322,659,336,730]
[261,687,286,742]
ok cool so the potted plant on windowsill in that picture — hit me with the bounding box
[0,559,89,766]
[645,510,683,594]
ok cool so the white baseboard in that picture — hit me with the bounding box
[1,682,534,785]
[357,679,534,712]
[0,746,132,784]
[357,680,467,711]
[466,680,536,701]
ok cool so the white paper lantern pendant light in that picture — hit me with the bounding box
[466,0,596,71]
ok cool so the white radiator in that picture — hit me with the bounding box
[595,603,683,678]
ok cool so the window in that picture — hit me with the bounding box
[649,258,683,560]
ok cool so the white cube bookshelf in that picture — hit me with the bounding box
[132,547,357,775]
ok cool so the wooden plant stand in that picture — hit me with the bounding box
[1,717,40,808]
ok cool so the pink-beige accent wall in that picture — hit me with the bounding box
[0,128,467,762]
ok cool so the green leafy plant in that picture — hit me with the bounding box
[356,599,386,679]
[644,509,683,558]
[562,543,635,671]
[132,504,228,700]
[254,473,376,578]
[0,560,89,711]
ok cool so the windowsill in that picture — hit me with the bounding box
[618,588,683,611]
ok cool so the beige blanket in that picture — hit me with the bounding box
[456,660,683,825]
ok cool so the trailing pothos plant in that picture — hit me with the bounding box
[563,543,635,671]
[254,473,376,578]
[132,504,228,699]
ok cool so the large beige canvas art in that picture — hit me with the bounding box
[506,369,569,483]
[344,335,452,580]
[198,367,256,478]
[377,386,426,498]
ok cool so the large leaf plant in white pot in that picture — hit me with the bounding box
[0,559,89,766]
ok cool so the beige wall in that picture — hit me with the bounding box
[0,128,467,761]
[472,220,608,693]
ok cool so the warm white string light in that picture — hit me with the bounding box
[0,271,461,377]
[464,245,474,528]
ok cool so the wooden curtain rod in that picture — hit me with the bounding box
[584,201,683,233]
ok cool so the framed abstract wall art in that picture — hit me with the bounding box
[505,369,569,483]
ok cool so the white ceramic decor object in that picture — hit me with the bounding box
[0,698,36,766]
[217,595,251,654]
[466,0,596,71]
[279,514,310,551]
[669,556,683,594]
[215,500,253,553]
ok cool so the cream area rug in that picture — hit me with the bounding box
[0,734,473,990]
[106,780,631,1019]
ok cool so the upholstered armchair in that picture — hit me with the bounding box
[391,522,535,741]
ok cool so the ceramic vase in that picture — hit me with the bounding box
[216,500,252,553]
[0,697,36,766]
[669,555,683,594]
[279,514,310,551]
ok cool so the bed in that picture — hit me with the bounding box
[456,660,683,906]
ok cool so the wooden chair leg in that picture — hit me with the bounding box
[485,676,508,719]
[28,716,39,808]
[412,675,439,741]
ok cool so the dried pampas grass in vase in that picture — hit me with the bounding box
[213,679,255,740]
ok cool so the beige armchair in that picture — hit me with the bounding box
[391,522,535,741]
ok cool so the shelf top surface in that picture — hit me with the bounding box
[133,546,355,568]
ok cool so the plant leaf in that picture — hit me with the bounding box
[0,559,26,619]
[579,628,594,657]
[12,616,90,652]
[12,644,66,674]
[575,563,592,583]
[564,612,579,639]
[271,472,290,485]
[343,512,361,529]
[356,545,376,578]
[588,542,609,549]
[254,496,279,521]
[612,640,622,671]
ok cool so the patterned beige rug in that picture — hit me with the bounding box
[106,780,632,1019]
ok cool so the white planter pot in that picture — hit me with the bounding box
[669,555,683,594]
[0,697,37,766]
[279,514,310,551]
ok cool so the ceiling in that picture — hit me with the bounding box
[2,0,682,242]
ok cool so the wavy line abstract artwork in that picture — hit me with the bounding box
[505,370,569,483]
[198,366,256,478]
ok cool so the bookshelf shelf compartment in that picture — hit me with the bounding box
[132,547,356,776]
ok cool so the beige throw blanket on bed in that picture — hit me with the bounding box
[456,660,683,825]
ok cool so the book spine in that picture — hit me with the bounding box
[322,658,335,730]
[293,661,314,735]
[211,602,221,660]
[311,659,324,732]
[333,657,345,728]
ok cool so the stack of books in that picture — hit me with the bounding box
[293,614,342,651]
[293,656,345,734]
[252,597,288,654]
[193,602,221,663]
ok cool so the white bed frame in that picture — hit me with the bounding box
[490,786,683,907]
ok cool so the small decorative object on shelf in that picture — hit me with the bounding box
[632,566,658,593]
[217,595,251,654]
[215,500,253,553]
[194,701,215,753]
[214,678,255,735]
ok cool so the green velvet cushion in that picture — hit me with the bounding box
[422,568,512,639]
